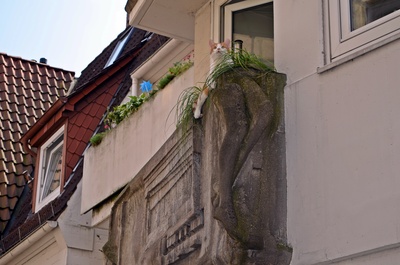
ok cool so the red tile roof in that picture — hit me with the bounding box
[0,27,169,254]
[0,53,74,233]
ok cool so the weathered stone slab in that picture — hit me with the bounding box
[104,126,204,265]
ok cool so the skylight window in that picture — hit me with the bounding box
[104,28,134,68]
[141,31,154,43]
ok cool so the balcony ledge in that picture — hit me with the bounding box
[82,67,194,214]
[126,0,209,41]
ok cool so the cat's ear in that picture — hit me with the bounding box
[224,39,231,48]
[209,39,215,48]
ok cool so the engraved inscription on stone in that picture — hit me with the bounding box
[162,211,204,264]
[164,211,204,253]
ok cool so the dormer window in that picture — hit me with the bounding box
[104,28,134,68]
[35,126,64,211]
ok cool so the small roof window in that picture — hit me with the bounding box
[104,28,134,68]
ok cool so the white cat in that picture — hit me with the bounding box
[194,39,230,119]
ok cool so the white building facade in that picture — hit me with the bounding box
[85,1,400,264]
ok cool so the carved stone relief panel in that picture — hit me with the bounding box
[105,128,205,265]
[104,70,292,265]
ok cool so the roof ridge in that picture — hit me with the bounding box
[0,52,75,74]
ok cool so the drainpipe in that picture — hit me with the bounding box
[0,221,58,265]
[21,139,37,158]
[20,99,67,158]
[130,75,139,97]
[211,0,215,40]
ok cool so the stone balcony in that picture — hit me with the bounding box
[103,69,291,264]
[81,67,194,218]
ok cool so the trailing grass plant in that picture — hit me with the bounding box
[176,49,275,128]
[90,132,107,147]
[206,49,275,88]
[175,85,203,129]
[157,74,175,89]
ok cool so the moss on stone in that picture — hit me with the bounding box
[102,241,118,264]
[276,243,293,253]
[216,69,285,137]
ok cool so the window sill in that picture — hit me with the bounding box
[318,31,400,74]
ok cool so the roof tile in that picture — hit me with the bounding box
[67,139,80,155]
[0,196,10,210]
[8,197,18,211]
[88,102,102,118]
[74,113,86,127]
[7,184,18,198]
[0,207,10,221]
[83,129,93,142]
[0,183,7,196]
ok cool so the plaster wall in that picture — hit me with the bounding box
[274,1,324,84]
[58,179,108,264]
[194,2,212,85]
[0,181,106,265]
[66,235,108,265]
[82,67,194,213]
[275,1,400,264]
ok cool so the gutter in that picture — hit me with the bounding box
[0,221,58,265]
[20,99,67,157]
[130,39,182,96]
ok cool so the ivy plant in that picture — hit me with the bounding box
[105,93,149,126]
[89,58,194,147]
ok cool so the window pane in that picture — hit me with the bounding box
[41,146,62,200]
[232,3,274,61]
[351,0,400,30]
[104,28,133,68]
[40,134,63,201]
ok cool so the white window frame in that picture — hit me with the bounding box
[35,126,64,212]
[212,0,273,43]
[223,0,273,43]
[326,0,400,62]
